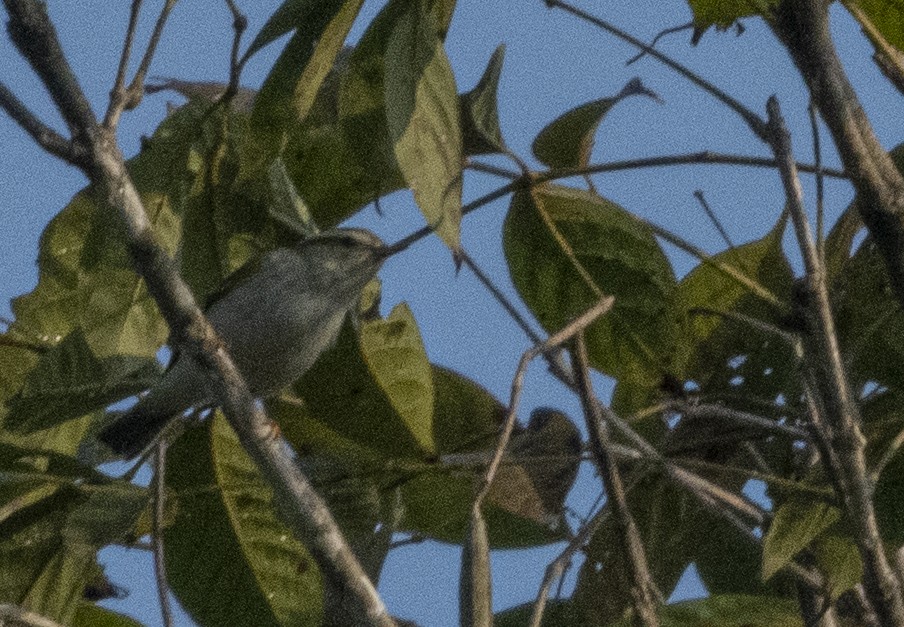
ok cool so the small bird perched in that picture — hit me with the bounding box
[99,228,395,458]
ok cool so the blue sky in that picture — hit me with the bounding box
[2,1,904,625]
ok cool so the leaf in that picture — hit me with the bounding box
[857,0,904,52]
[6,329,160,433]
[460,44,507,155]
[0,484,96,624]
[532,78,659,169]
[360,303,435,453]
[503,184,679,387]
[10,191,175,359]
[73,604,145,627]
[385,0,463,252]
[286,304,435,460]
[573,475,695,625]
[762,499,840,580]
[460,508,492,627]
[164,416,323,626]
[675,214,798,432]
[612,594,803,627]
[267,158,320,238]
[810,532,862,599]
[251,0,364,139]
[687,0,779,30]
[63,483,147,548]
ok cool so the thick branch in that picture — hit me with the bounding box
[2,1,394,624]
[773,0,904,307]
[766,96,904,626]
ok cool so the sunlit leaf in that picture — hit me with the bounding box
[385,0,463,252]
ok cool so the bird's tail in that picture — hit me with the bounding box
[98,406,174,459]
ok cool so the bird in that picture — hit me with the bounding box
[98,228,398,458]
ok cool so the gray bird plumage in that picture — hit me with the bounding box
[99,228,389,458]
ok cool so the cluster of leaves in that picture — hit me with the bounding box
[2,0,904,625]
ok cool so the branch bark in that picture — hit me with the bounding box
[765,95,904,626]
[1,1,394,624]
[571,335,661,627]
[773,0,904,307]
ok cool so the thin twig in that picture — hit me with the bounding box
[0,82,84,166]
[808,100,825,260]
[841,0,904,97]
[539,151,848,182]
[694,189,734,248]
[105,0,143,125]
[543,0,769,139]
[626,21,695,65]
[571,334,661,626]
[766,96,904,625]
[457,249,544,345]
[473,296,615,510]
[529,500,613,627]
[105,0,177,127]
[676,402,811,441]
[152,442,174,627]
[221,0,249,105]
[466,159,521,180]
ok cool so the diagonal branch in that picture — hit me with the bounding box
[571,334,661,626]
[0,82,85,166]
[765,95,904,626]
[2,1,395,624]
[772,0,904,308]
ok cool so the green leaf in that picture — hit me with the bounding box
[573,475,694,625]
[287,304,434,460]
[532,78,659,170]
[763,499,840,580]
[73,604,145,627]
[251,0,364,139]
[385,0,463,252]
[857,0,904,52]
[687,0,779,30]
[164,416,323,626]
[10,191,174,360]
[832,239,904,393]
[360,303,435,454]
[613,594,803,627]
[810,532,862,599]
[0,484,96,624]
[6,329,160,433]
[676,214,797,428]
[503,184,679,387]
[494,600,578,626]
[460,44,507,155]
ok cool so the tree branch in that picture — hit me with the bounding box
[765,95,904,626]
[0,82,85,166]
[2,1,394,623]
[571,335,661,626]
[773,0,904,308]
